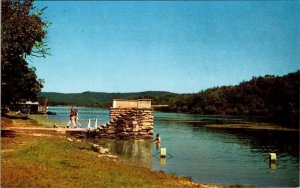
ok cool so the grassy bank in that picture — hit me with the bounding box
[1,113,62,129]
[1,116,227,188]
[29,114,62,128]
[2,134,201,187]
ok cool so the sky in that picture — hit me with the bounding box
[32,1,300,94]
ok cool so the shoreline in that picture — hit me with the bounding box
[204,123,299,132]
[1,116,228,188]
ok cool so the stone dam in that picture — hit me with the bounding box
[66,99,154,139]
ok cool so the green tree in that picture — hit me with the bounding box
[1,0,50,107]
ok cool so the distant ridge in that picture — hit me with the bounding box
[39,91,177,107]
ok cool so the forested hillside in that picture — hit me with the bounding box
[152,71,299,128]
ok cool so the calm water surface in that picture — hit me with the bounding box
[47,106,299,187]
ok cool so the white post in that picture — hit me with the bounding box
[94,118,98,129]
[269,153,277,163]
[160,148,166,158]
[87,118,91,129]
[269,153,277,170]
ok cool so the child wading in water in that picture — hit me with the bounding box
[153,133,161,143]
[153,133,161,151]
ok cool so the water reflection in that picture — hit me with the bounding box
[155,142,161,151]
[153,119,299,187]
[202,127,300,158]
[270,162,277,170]
[91,139,153,169]
[160,158,167,166]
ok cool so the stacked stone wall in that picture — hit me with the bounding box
[108,108,154,139]
[66,107,154,139]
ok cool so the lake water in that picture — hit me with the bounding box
[47,106,299,187]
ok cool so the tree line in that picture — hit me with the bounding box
[39,91,174,107]
[152,71,299,128]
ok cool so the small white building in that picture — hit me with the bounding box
[112,99,152,109]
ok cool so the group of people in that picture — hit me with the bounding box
[67,106,81,128]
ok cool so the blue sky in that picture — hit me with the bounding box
[32,1,300,94]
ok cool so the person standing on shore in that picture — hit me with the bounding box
[74,108,81,128]
[67,106,76,128]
